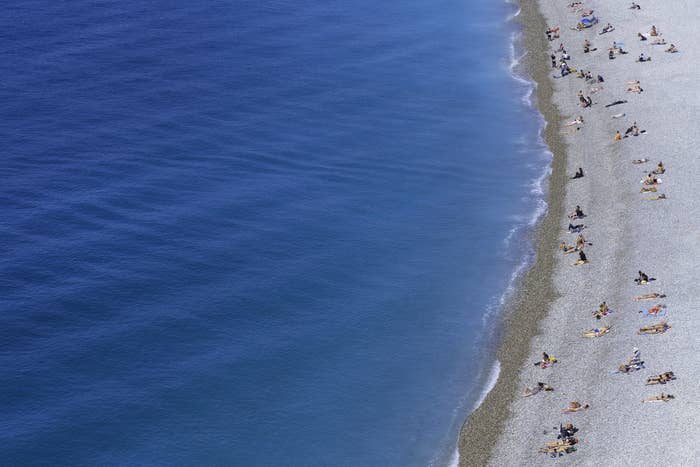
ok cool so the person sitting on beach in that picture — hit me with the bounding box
[666,44,678,53]
[644,173,659,185]
[650,25,658,36]
[563,401,590,413]
[558,423,577,439]
[646,372,676,385]
[523,382,554,397]
[618,348,644,373]
[638,53,651,62]
[583,39,591,53]
[654,162,665,174]
[638,32,647,41]
[630,2,641,9]
[636,270,650,283]
[574,250,587,265]
[594,302,611,319]
[601,23,614,34]
[575,233,586,250]
[614,130,623,141]
[571,167,584,178]
[624,122,639,136]
[568,205,584,219]
[651,38,667,45]
[642,393,674,403]
[535,352,557,368]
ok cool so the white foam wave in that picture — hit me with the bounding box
[506,6,521,21]
[446,447,460,467]
[473,359,501,411]
[445,360,501,467]
[507,32,536,107]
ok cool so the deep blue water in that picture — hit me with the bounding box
[1,1,548,465]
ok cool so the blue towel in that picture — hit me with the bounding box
[640,306,667,317]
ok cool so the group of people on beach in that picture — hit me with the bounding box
[530,2,681,458]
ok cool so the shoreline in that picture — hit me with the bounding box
[460,0,699,464]
[456,0,568,463]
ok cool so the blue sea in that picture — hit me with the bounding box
[1,1,550,465]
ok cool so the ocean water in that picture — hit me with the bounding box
[0,1,549,465]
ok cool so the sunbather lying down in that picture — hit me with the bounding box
[563,401,590,413]
[583,325,609,337]
[632,158,649,164]
[640,304,666,315]
[638,321,671,334]
[640,186,657,193]
[618,362,644,373]
[540,438,578,457]
[642,393,674,403]
[535,352,558,368]
[547,437,578,448]
[560,241,576,254]
[565,116,584,126]
[523,382,554,396]
[634,292,666,301]
[643,194,666,201]
[646,371,676,385]
[568,223,585,233]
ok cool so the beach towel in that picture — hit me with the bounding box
[640,306,667,317]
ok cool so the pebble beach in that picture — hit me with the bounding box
[459,0,700,465]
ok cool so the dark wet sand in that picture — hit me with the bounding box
[457,0,568,464]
